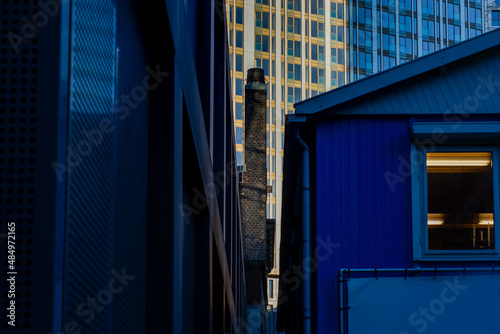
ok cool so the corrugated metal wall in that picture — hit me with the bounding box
[63,0,147,332]
[111,0,148,331]
[333,54,500,116]
[315,114,500,334]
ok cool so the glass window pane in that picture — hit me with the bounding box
[236,7,243,24]
[236,127,243,144]
[235,103,243,120]
[236,31,243,48]
[426,152,494,250]
[236,54,243,72]
[236,78,243,96]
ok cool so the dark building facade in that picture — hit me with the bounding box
[278,28,500,334]
[0,0,246,333]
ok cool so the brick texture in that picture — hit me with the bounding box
[240,83,267,262]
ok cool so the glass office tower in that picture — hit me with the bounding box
[226,0,485,308]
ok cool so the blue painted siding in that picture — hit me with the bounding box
[315,115,500,334]
[333,52,500,116]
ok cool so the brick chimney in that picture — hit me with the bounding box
[240,68,267,265]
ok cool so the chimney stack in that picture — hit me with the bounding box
[240,68,267,264]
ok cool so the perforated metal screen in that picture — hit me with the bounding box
[1,1,38,332]
[1,0,148,332]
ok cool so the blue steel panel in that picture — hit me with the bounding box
[63,0,116,332]
[313,50,500,116]
[112,0,148,332]
[365,119,378,265]
[422,76,448,113]
[315,120,335,334]
[443,69,467,111]
[295,29,500,115]
[340,119,350,270]
[470,63,495,114]
[165,1,239,329]
[479,59,500,113]
[383,120,396,261]
[348,120,359,267]
[357,119,369,268]
[386,91,401,114]
[374,120,388,267]
[316,115,500,333]
[416,80,438,113]
[316,118,415,334]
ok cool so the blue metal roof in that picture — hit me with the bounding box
[295,28,500,116]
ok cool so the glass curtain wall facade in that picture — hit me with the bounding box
[345,0,484,81]
[484,0,500,31]
[226,0,484,308]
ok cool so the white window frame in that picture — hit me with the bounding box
[411,122,500,261]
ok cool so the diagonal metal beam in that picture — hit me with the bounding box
[164,0,240,331]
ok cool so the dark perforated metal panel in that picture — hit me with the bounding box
[2,1,148,332]
[63,0,116,332]
[1,1,37,332]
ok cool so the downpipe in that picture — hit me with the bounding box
[296,131,311,334]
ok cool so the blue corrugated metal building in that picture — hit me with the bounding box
[278,28,500,334]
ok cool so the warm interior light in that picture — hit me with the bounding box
[426,152,492,167]
[428,213,444,225]
[478,213,494,225]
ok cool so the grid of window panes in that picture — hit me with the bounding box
[467,0,483,37]
[229,1,245,167]
[256,0,276,219]
[355,0,374,78]
[379,0,399,73]
[494,11,500,27]
[344,0,482,80]
[310,0,327,97]
[421,0,435,55]
[331,1,345,87]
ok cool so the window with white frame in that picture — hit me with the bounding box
[411,123,500,261]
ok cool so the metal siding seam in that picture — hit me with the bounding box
[392,118,405,266]
[315,123,329,334]
[375,119,387,267]
[340,118,351,272]
[366,118,378,266]
[332,119,344,334]
[416,79,435,113]
[442,68,468,111]
[395,86,413,114]
[384,120,396,266]
[424,75,449,113]
[349,119,360,267]
[479,58,500,113]
[332,119,347,333]
[357,118,369,268]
